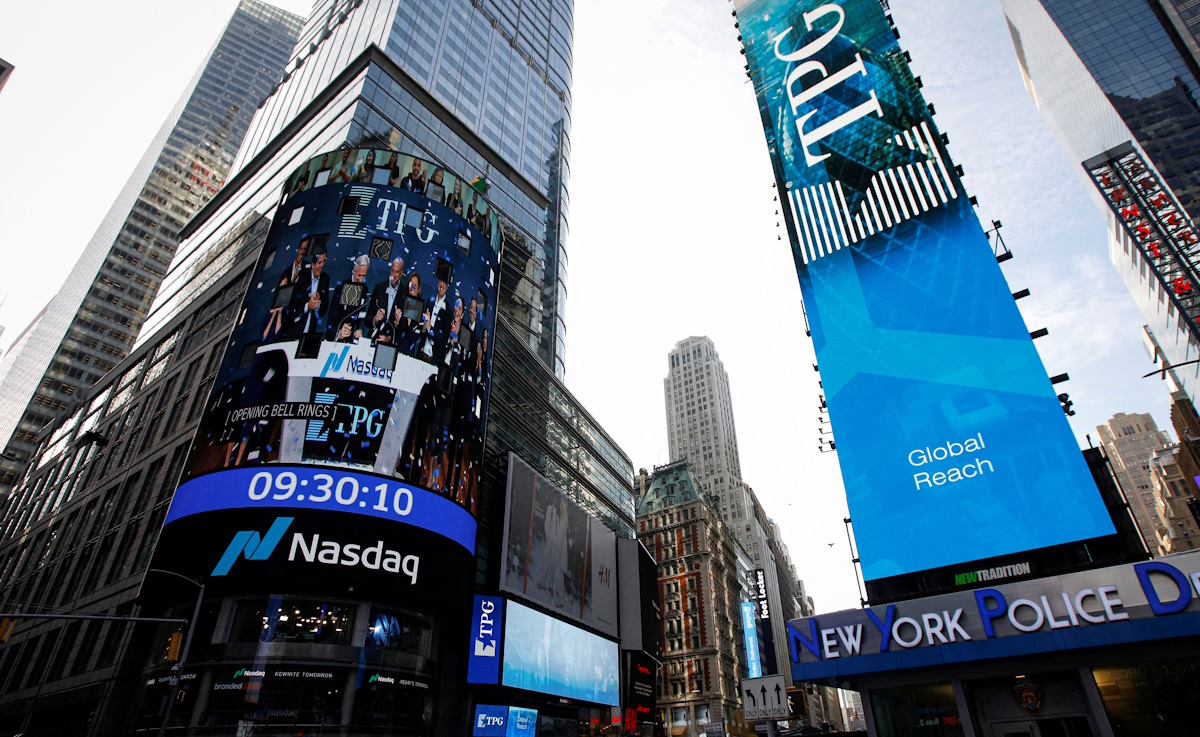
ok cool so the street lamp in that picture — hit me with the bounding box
[1143,357,1200,380]
[146,569,205,737]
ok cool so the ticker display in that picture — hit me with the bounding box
[734,0,1115,581]
[151,148,499,605]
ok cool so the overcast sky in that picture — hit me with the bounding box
[0,0,1174,614]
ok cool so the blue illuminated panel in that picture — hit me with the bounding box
[501,600,619,706]
[467,595,504,684]
[735,0,1115,580]
[742,601,762,678]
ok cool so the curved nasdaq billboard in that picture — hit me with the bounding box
[734,0,1115,584]
[151,148,500,607]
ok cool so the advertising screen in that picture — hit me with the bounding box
[150,148,500,606]
[742,601,762,678]
[501,600,620,706]
[506,708,538,737]
[473,705,509,737]
[500,453,619,637]
[734,0,1115,583]
[467,594,503,684]
[617,537,662,656]
[622,652,658,737]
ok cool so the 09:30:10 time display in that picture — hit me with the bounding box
[246,470,414,516]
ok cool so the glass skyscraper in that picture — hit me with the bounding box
[1003,0,1200,406]
[0,0,303,495]
[0,1,637,733]
[139,0,573,382]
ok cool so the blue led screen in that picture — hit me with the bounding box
[501,601,620,706]
[148,148,499,605]
[734,0,1115,580]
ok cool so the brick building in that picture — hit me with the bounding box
[636,461,751,736]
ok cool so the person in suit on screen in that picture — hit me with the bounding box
[326,254,371,342]
[286,251,329,338]
[263,237,310,340]
[367,257,405,342]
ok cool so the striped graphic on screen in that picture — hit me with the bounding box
[338,185,376,239]
[305,392,339,442]
[788,122,957,265]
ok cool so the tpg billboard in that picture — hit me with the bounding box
[734,0,1115,588]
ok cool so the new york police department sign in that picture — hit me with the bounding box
[787,550,1200,679]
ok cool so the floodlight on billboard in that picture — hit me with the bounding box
[149,149,500,607]
[734,0,1115,588]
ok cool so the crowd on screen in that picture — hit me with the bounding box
[261,236,489,511]
[284,149,495,241]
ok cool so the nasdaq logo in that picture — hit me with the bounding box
[211,517,293,576]
[320,346,350,378]
[318,345,394,383]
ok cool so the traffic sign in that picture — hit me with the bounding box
[740,674,788,720]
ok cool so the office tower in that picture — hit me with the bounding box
[0,58,12,95]
[663,336,805,691]
[635,461,748,730]
[845,691,866,731]
[1096,412,1172,549]
[1161,0,1200,53]
[1167,388,1200,546]
[135,0,574,382]
[1148,445,1199,553]
[664,336,743,501]
[1002,0,1200,405]
[0,0,642,734]
[0,1,303,494]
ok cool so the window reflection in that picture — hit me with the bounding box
[230,597,354,645]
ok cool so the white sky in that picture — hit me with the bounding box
[0,0,1175,614]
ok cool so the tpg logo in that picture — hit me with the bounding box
[473,705,508,736]
[474,598,497,656]
[478,714,504,729]
[467,595,504,684]
[211,518,293,576]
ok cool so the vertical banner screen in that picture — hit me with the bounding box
[734,0,1115,581]
[742,601,762,678]
[467,594,504,684]
[150,149,499,605]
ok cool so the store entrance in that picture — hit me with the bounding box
[969,672,1099,737]
[989,715,1094,737]
[967,672,1097,737]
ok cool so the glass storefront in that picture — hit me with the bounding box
[132,595,440,735]
[870,683,965,737]
[1093,658,1200,736]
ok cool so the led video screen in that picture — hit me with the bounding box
[734,0,1115,581]
[500,453,619,637]
[501,600,620,706]
[150,148,501,603]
